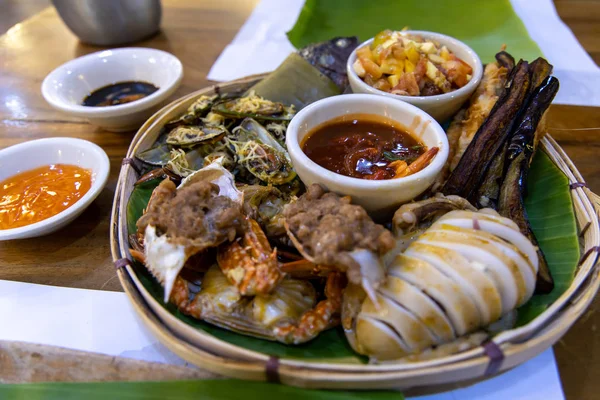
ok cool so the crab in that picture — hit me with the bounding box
[281,184,396,303]
[134,164,245,301]
[130,162,346,344]
[216,218,283,296]
[168,265,345,345]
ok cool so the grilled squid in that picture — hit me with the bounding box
[343,207,538,361]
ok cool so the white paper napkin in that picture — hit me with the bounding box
[0,279,565,399]
[207,0,600,107]
[0,280,189,366]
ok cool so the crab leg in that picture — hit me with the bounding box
[277,249,304,261]
[129,248,146,264]
[135,167,181,186]
[170,276,194,315]
[217,218,284,296]
[273,272,346,345]
[280,259,336,278]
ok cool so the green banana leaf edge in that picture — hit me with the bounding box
[0,380,404,400]
[286,0,543,64]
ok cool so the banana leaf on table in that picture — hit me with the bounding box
[516,151,580,326]
[0,380,403,400]
[287,0,543,64]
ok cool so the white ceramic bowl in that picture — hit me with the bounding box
[41,47,183,132]
[347,31,483,122]
[286,94,449,215]
[0,138,110,240]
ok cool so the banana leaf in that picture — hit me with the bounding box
[126,149,579,361]
[0,380,403,400]
[248,53,340,110]
[287,0,543,64]
[516,151,579,326]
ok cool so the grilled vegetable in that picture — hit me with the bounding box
[433,54,511,192]
[526,58,553,100]
[442,60,531,201]
[495,51,515,70]
[475,141,507,209]
[474,58,551,210]
[499,76,559,294]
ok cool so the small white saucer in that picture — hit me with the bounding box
[41,47,183,132]
[0,138,110,240]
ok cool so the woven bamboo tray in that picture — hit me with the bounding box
[110,76,600,391]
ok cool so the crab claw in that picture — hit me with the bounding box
[144,225,193,302]
[273,272,346,345]
[345,249,386,308]
[178,156,243,204]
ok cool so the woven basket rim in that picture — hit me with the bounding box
[109,76,600,385]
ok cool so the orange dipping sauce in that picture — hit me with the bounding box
[0,164,92,230]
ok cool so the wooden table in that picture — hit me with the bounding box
[0,1,598,398]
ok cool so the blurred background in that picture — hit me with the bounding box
[5,0,597,66]
[1,0,49,33]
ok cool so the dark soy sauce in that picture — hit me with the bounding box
[82,81,159,107]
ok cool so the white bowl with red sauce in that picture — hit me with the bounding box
[346,31,483,122]
[0,138,109,240]
[286,93,448,215]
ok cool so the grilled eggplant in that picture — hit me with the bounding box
[442,60,531,201]
[499,76,560,293]
[474,58,553,210]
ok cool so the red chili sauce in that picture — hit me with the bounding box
[301,114,428,180]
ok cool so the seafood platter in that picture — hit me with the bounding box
[110,30,600,390]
